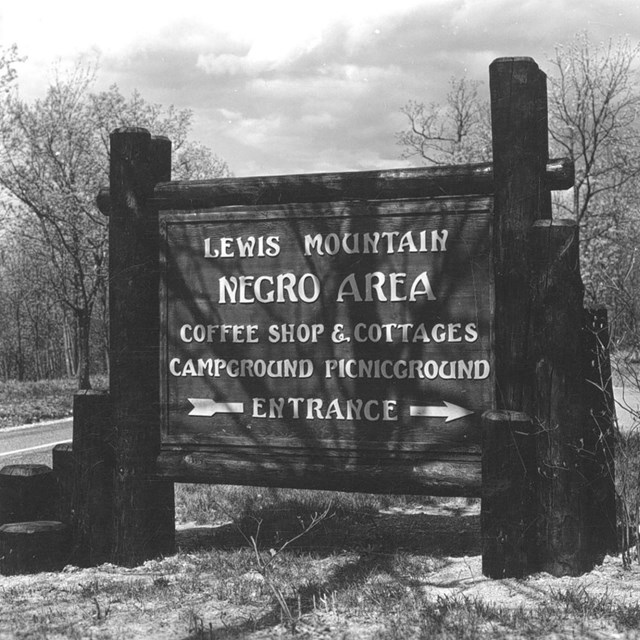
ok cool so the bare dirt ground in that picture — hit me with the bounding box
[1,502,639,640]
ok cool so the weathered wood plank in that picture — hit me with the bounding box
[96,159,573,215]
[157,450,481,496]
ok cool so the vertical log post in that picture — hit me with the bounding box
[530,219,592,575]
[71,390,114,566]
[0,521,70,575]
[0,465,57,523]
[481,410,537,577]
[109,128,175,565]
[52,443,74,524]
[485,57,550,577]
[490,57,551,416]
[582,306,617,558]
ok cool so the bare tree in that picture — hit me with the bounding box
[172,140,231,181]
[90,85,231,181]
[548,33,640,224]
[0,59,230,387]
[0,44,22,96]
[547,34,640,350]
[396,76,491,165]
[0,64,105,388]
[0,213,68,380]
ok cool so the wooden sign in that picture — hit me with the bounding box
[160,195,493,455]
[95,57,607,577]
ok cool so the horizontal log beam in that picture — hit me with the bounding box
[96,158,574,216]
[155,451,481,497]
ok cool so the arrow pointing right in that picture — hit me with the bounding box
[188,398,244,417]
[410,401,474,423]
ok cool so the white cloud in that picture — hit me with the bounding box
[4,0,640,175]
[224,114,285,149]
[197,53,268,77]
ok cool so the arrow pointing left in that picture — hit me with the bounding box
[188,398,244,417]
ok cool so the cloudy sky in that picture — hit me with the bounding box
[2,1,640,176]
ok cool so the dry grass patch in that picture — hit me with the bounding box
[0,375,108,429]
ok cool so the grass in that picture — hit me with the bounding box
[174,482,449,526]
[367,590,640,639]
[2,546,640,639]
[0,374,108,429]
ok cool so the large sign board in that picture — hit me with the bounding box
[160,196,493,457]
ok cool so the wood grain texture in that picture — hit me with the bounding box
[155,449,481,496]
[96,159,574,215]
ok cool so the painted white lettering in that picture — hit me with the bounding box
[249,397,399,421]
[431,229,448,252]
[301,229,449,256]
[336,271,436,303]
[204,235,281,258]
[322,359,491,381]
[408,272,436,301]
[268,323,325,343]
[218,273,320,304]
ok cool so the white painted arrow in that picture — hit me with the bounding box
[188,398,244,417]
[409,402,474,423]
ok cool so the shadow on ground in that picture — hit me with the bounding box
[176,507,481,557]
[175,504,481,638]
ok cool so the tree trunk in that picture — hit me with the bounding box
[63,319,76,378]
[15,305,24,382]
[76,309,92,390]
[33,316,42,380]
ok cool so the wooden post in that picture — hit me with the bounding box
[490,57,550,415]
[530,219,592,575]
[582,306,617,557]
[486,56,551,578]
[52,443,74,524]
[71,391,114,566]
[0,522,70,575]
[0,465,57,523]
[109,128,175,565]
[481,410,537,577]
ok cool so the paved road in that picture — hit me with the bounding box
[614,385,640,433]
[0,417,72,467]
